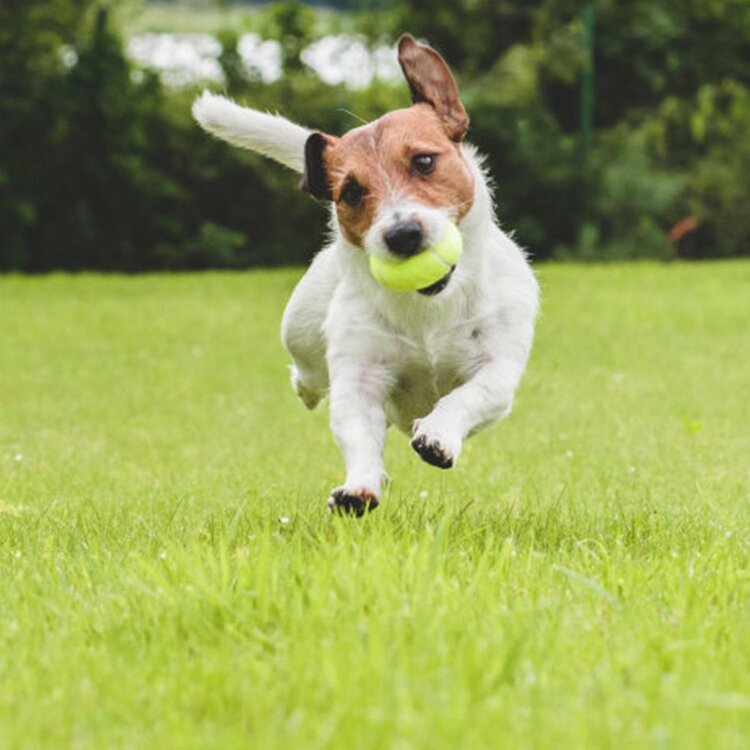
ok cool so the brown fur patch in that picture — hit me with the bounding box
[323,105,475,247]
[397,34,469,142]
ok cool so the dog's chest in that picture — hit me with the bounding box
[385,322,487,431]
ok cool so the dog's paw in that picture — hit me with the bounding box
[291,367,323,410]
[411,419,461,470]
[327,487,379,517]
[411,434,455,469]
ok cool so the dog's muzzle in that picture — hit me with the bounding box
[383,219,424,258]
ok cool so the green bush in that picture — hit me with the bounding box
[1,0,749,271]
[556,129,683,261]
[674,83,750,258]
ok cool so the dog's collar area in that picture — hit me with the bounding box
[417,266,455,296]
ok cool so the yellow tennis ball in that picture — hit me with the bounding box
[369,223,463,292]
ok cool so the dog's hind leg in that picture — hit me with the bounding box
[281,247,338,409]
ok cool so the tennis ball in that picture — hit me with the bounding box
[369,223,463,292]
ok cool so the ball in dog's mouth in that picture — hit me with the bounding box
[417,266,455,296]
[368,223,463,293]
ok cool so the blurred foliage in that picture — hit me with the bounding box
[255,1,317,75]
[1,0,749,271]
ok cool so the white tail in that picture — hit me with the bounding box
[192,91,310,174]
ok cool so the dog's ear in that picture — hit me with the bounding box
[397,34,469,142]
[300,132,337,201]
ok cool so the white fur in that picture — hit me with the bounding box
[193,95,539,512]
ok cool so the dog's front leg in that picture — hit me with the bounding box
[411,358,520,469]
[412,317,535,469]
[327,360,390,516]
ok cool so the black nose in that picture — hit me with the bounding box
[383,220,423,258]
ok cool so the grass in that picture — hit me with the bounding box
[118,0,338,37]
[0,262,749,749]
[119,1,260,36]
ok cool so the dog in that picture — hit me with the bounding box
[193,34,539,516]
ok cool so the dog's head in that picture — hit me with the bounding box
[302,35,474,290]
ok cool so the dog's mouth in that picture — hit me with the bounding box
[417,266,455,296]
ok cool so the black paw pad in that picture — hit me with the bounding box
[328,490,379,518]
[411,435,454,469]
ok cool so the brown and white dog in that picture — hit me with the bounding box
[193,34,539,515]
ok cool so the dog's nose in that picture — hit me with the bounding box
[383,220,423,258]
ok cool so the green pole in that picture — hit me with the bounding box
[580,2,595,151]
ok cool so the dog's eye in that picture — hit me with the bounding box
[412,154,436,175]
[340,180,364,207]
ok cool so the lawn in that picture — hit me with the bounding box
[118,0,337,37]
[1,262,749,749]
[119,1,260,36]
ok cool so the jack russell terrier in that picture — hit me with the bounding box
[193,34,539,516]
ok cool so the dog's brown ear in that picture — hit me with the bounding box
[397,34,469,142]
[300,132,337,201]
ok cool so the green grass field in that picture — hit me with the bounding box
[1,263,749,749]
[118,1,337,37]
[119,1,260,36]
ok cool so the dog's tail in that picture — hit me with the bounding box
[192,91,310,174]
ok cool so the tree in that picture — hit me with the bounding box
[0,0,96,268]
